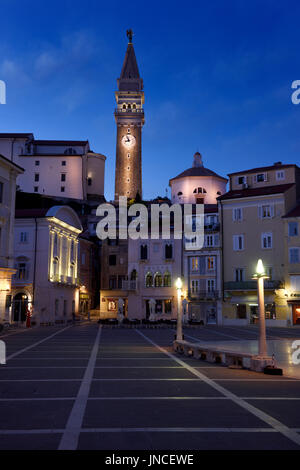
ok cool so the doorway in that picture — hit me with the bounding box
[292,305,300,325]
[12,293,28,322]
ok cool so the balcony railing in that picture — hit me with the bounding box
[204,223,220,232]
[122,280,137,290]
[224,280,284,291]
[188,290,220,300]
[114,108,144,115]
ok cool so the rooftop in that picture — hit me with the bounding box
[228,162,297,177]
[218,183,295,201]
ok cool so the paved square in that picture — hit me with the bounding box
[1,323,300,450]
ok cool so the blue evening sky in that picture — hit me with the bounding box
[0,0,299,201]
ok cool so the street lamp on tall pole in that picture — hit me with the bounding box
[175,277,183,341]
[252,259,269,357]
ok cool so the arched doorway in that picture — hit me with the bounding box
[12,293,28,322]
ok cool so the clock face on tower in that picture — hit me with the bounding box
[122,134,136,148]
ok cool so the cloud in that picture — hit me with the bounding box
[0,59,30,84]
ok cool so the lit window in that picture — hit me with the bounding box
[191,257,199,271]
[207,257,215,270]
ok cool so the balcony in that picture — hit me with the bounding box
[204,223,220,232]
[224,280,284,291]
[122,280,137,290]
[188,290,220,300]
[114,108,144,116]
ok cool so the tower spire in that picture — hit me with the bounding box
[126,29,133,44]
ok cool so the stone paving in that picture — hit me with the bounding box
[1,323,300,450]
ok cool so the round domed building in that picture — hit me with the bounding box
[169,152,227,204]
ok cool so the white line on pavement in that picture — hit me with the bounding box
[58,326,102,450]
[6,326,72,361]
[0,427,279,435]
[136,329,300,447]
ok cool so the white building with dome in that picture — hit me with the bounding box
[169,152,227,205]
[169,152,228,324]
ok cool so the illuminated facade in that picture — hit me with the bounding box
[0,154,24,323]
[219,162,300,326]
[114,31,144,200]
[12,206,82,325]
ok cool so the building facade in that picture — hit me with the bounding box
[0,133,106,201]
[12,206,82,325]
[219,162,299,326]
[170,152,227,324]
[0,154,24,323]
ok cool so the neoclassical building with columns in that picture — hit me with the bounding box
[12,205,82,325]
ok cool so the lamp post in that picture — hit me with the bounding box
[175,277,183,340]
[252,259,269,357]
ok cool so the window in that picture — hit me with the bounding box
[35,160,40,166]
[289,222,298,237]
[206,235,214,247]
[109,254,116,266]
[163,271,171,287]
[237,176,245,185]
[0,182,3,203]
[34,186,38,193]
[118,275,125,289]
[62,161,66,166]
[191,257,199,271]
[233,234,244,251]
[87,177,92,186]
[191,280,199,293]
[276,170,285,181]
[207,279,215,292]
[108,300,117,311]
[267,267,273,280]
[20,232,28,243]
[17,262,28,280]
[154,272,162,287]
[145,272,153,287]
[64,148,77,155]
[130,269,137,281]
[164,299,172,313]
[289,248,300,264]
[61,187,65,192]
[235,268,244,282]
[109,276,117,289]
[236,304,247,319]
[61,174,66,182]
[233,208,243,221]
[207,256,215,270]
[259,205,273,219]
[34,173,39,182]
[262,232,272,249]
[165,244,173,259]
[140,244,148,260]
[81,253,86,265]
[256,173,267,182]
[177,191,183,196]
[290,275,300,292]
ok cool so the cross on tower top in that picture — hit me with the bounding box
[126,29,133,43]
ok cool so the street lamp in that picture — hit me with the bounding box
[175,277,183,340]
[252,259,269,357]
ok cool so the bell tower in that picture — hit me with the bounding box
[114,29,144,200]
